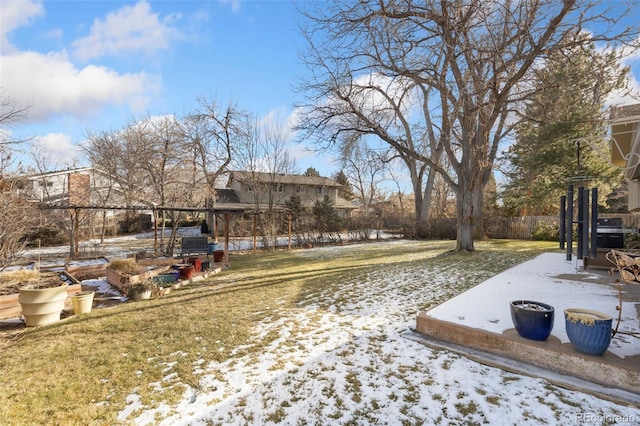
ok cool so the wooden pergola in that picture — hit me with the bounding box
[39,202,293,262]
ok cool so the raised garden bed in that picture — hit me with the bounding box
[65,257,110,280]
[105,265,171,296]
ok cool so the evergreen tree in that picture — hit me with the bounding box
[333,170,355,201]
[313,194,342,232]
[304,167,320,177]
[501,38,627,216]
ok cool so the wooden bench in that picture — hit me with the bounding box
[180,237,210,257]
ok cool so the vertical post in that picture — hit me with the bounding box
[74,208,80,259]
[288,213,292,251]
[224,213,230,264]
[559,195,566,250]
[566,185,574,261]
[153,209,158,255]
[206,196,215,240]
[253,214,257,253]
[591,187,598,258]
[577,187,584,259]
[68,209,75,258]
[581,188,590,259]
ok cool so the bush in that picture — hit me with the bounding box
[532,221,559,241]
[23,226,67,247]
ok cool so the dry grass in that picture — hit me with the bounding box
[0,269,40,285]
[108,258,144,275]
[0,269,63,295]
[0,239,557,425]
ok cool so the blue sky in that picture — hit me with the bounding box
[2,0,640,181]
[2,0,323,173]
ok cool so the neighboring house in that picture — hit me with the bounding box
[610,104,640,210]
[19,167,153,234]
[224,171,357,218]
[22,167,133,206]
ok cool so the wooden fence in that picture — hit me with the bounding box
[427,213,640,240]
[484,213,640,240]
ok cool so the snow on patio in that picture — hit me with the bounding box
[427,252,640,359]
[117,244,640,425]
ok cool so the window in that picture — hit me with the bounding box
[316,186,325,195]
[272,184,284,193]
[296,185,306,194]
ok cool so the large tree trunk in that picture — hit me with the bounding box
[456,177,475,252]
[416,166,438,239]
[414,186,428,239]
[472,167,494,240]
[472,176,486,240]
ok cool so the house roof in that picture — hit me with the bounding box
[227,171,342,187]
[25,166,104,180]
[609,103,640,180]
[610,103,640,125]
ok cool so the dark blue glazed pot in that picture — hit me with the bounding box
[510,300,555,341]
[565,308,612,356]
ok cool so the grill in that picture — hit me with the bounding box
[596,218,624,249]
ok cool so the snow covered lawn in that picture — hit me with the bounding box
[119,241,640,425]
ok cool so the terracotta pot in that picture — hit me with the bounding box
[213,250,224,263]
[178,264,194,280]
[188,257,202,272]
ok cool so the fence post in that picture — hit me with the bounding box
[577,187,584,259]
[559,195,566,250]
[591,188,598,258]
[581,187,590,259]
[566,185,574,261]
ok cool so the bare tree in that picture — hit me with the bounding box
[0,90,30,149]
[132,115,195,254]
[83,123,150,237]
[340,139,386,215]
[233,112,298,249]
[183,98,246,241]
[0,134,38,267]
[85,117,199,254]
[184,98,243,195]
[83,130,122,243]
[297,0,640,251]
[29,144,90,257]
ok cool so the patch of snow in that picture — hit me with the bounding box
[123,248,640,425]
[427,252,639,358]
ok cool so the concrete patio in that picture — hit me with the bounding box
[412,251,640,407]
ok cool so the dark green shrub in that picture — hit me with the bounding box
[532,221,559,241]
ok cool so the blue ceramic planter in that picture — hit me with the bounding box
[153,272,178,285]
[510,300,554,341]
[565,308,612,356]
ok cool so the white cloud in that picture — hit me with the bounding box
[221,0,241,14]
[34,132,81,166]
[71,0,181,61]
[2,51,160,122]
[0,0,44,54]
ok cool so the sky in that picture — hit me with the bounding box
[2,0,324,173]
[1,0,640,181]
